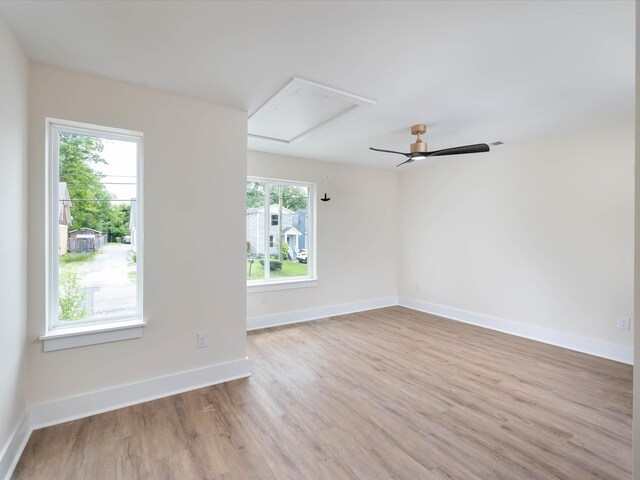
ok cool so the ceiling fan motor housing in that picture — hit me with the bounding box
[410,124,428,153]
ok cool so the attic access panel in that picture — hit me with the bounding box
[248,77,375,143]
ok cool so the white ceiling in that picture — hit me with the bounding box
[0,1,634,170]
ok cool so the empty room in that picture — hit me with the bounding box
[0,1,638,479]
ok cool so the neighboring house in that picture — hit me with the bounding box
[129,199,137,253]
[282,226,302,254]
[68,228,105,253]
[247,204,303,258]
[58,182,72,256]
[292,208,308,251]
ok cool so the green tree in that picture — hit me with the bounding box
[270,185,308,211]
[59,133,113,232]
[247,181,265,208]
[246,182,308,212]
[105,203,131,241]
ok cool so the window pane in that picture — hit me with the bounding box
[270,184,309,279]
[246,179,311,284]
[57,132,138,323]
[246,181,265,281]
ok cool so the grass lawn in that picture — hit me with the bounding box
[247,259,308,281]
[58,253,96,322]
[59,251,97,271]
[58,252,97,311]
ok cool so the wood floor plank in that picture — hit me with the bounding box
[12,306,632,479]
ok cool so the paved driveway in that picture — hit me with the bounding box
[77,243,137,318]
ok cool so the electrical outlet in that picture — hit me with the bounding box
[197,332,208,348]
[617,317,630,330]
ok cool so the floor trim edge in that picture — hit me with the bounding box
[0,413,32,480]
[398,297,633,364]
[29,357,251,430]
[247,296,398,331]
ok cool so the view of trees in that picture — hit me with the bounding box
[247,181,308,211]
[59,133,131,240]
[107,204,131,241]
[246,181,265,208]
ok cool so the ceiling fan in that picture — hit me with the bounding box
[370,124,495,167]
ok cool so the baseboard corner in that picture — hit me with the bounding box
[0,412,32,480]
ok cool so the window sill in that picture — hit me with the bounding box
[247,278,317,293]
[40,319,146,352]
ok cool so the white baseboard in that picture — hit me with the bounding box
[247,296,398,331]
[0,358,251,479]
[248,296,633,364]
[398,297,633,365]
[0,412,32,480]
[29,357,251,429]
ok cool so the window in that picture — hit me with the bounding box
[246,178,315,288]
[43,119,143,350]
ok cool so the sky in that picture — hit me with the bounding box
[94,138,137,203]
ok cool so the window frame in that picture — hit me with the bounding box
[42,118,145,349]
[247,176,316,291]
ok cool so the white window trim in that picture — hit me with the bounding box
[247,279,318,294]
[40,319,146,352]
[247,176,316,290]
[43,118,144,351]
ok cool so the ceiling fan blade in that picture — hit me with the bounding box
[370,147,411,157]
[426,143,490,157]
[396,158,415,167]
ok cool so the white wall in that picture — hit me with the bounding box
[27,63,248,405]
[247,151,397,322]
[398,125,634,352]
[0,11,28,465]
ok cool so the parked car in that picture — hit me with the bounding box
[121,235,132,244]
[296,249,308,264]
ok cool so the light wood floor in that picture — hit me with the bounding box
[14,306,632,479]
